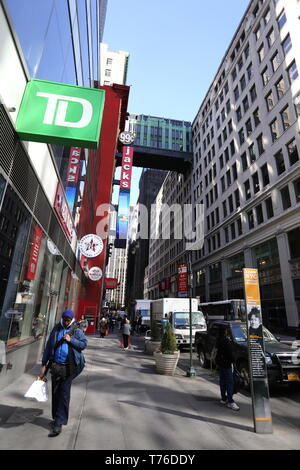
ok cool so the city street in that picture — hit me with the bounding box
[0,333,299,451]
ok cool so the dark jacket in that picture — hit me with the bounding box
[216,335,234,369]
[42,322,87,374]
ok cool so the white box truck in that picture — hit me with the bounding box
[135,299,152,332]
[150,298,206,347]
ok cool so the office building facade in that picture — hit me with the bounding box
[100,42,129,86]
[191,0,300,332]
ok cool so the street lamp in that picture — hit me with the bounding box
[186,250,196,378]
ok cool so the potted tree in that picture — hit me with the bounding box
[145,320,161,355]
[154,323,180,375]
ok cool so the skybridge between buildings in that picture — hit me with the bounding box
[115,145,193,173]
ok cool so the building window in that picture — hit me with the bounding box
[277,10,287,31]
[267,28,275,48]
[223,200,227,218]
[232,163,237,180]
[280,105,292,130]
[249,143,256,164]
[105,69,111,76]
[243,96,249,113]
[263,7,271,25]
[236,106,242,122]
[261,67,270,86]
[275,76,286,99]
[250,84,257,103]
[261,163,270,186]
[235,188,240,208]
[266,90,275,112]
[106,58,113,65]
[239,128,245,145]
[253,108,261,127]
[258,44,265,63]
[252,172,260,193]
[287,61,299,84]
[240,75,246,92]
[228,195,234,213]
[281,185,291,209]
[257,133,264,155]
[256,204,264,225]
[247,63,253,81]
[224,226,229,243]
[287,139,299,166]
[244,179,251,200]
[237,217,243,236]
[226,169,232,187]
[270,118,280,142]
[294,178,300,204]
[282,34,292,56]
[265,197,274,219]
[234,86,239,101]
[274,150,286,175]
[231,223,236,240]
[241,152,248,171]
[248,210,254,229]
[271,51,281,72]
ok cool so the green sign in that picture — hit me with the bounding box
[16,79,105,148]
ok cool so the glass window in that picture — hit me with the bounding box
[282,34,292,56]
[287,139,299,166]
[248,210,254,229]
[261,163,270,186]
[256,204,264,224]
[244,179,251,200]
[277,10,287,30]
[243,96,249,113]
[253,108,261,127]
[236,106,242,122]
[249,143,256,164]
[239,128,245,145]
[263,8,271,25]
[267,28,275,48]
[271,51,281,72]
[275,76,286,99]
[252,172,260,193]
[253,238,279,268]
[234,86,239,101]
[250,84,257,103]
[288,228,300,259]
[240,75,246,92]
[261,67,270,86]
[294,178,300,204]
[274,150,286,175]
[245,118,252,136]
[266,90,275,111]
[223,200,227,218]
[270,118,280,142]
[280,185,291,209]
[258,44,265,63]
[241,152,248,171]
[265,197,274,219]
[257,133,265,155]
[287,61,299,83]
[280,105,292,130]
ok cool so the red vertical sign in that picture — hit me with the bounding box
[178,264,188,296]
[26,225,43,280]
[66,147,81,184]
[120,146,133,189]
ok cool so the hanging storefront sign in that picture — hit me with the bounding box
[54,182,75,243]
[66,147,81,183]
[120,146,134,190]
[79,234,103,258]
[16,79,105,148]
[47,238,60,256]
[104,278,118,289]
[178,263,188,297]
[26,224,43,281]
[243,268,273,434]
[88,267,103,281]
[119,131,135,145]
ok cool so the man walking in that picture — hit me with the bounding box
[215,326,240,411]
[39,309,87,437]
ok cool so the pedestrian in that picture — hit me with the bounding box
[122,318,131,350]
[215,326,240,411]
[38,309,87,437]
[99,316,108,338]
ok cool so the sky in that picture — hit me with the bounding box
[103,0,251,205]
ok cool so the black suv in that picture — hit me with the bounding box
[195,320,300,389]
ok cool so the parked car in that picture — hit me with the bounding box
[195,320,300,389]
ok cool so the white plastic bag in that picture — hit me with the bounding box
[24,379,49,402]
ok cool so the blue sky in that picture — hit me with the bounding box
[104,0,250,204]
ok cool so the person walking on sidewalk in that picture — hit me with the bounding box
[99,316,108,338]
[38,309,87,437]
[122,318,131,350]
[215,326,240,411]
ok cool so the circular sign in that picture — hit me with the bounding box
[47,239,60,256]
[88,266,103,281]
[119,131,135,145]
[79,234,103,258]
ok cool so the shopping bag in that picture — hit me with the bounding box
[105,328,109,337]
[24,379,49,402]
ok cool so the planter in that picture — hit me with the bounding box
[145,340,161,355]
[153,350,180,376]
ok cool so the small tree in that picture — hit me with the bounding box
[160,323,178,354]
[151,320,162,342]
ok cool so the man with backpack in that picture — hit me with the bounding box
[38,309,87,437]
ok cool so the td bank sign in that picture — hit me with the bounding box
[16,79,105,148]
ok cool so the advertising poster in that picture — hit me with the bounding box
[243,268,273,434]
[178,264,188,297]
[115,190,130,249]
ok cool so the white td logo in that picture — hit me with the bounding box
[36,92,93,128]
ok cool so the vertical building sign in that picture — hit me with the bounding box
[178,264,188,297]
[116,143,134,249]
[66,147,81,183]
[243,268,273,434]
[26,225,43,280]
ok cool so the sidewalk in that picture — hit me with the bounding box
[0,333,299,450]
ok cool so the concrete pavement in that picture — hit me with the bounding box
[0,332,299,450]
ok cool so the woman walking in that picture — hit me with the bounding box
[122,319,131,350]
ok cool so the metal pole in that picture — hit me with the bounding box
[187,251,196,377]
